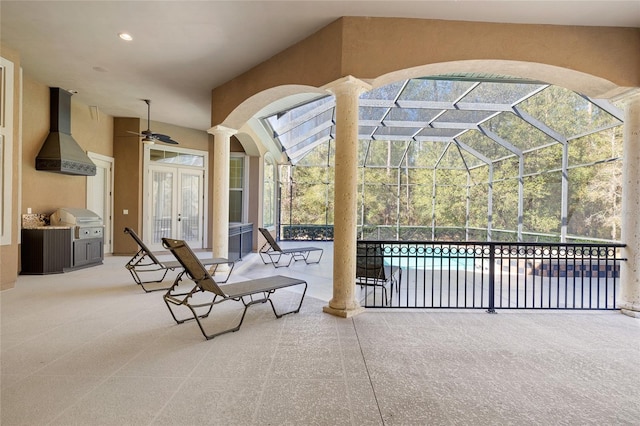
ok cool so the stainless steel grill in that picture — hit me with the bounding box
[50,208,103,239]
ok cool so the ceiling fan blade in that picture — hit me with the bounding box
[126,130,143,136]
[154,133,179,144]
[134,99,178,144]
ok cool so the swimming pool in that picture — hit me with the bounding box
[381,245,479,271]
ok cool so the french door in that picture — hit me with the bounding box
[147,165,205,250]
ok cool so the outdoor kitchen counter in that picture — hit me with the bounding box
[20,227,73,274]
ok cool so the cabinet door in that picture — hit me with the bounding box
[86,239,103,263]
[74,238,103,267]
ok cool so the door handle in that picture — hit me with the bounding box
[178,213,181,222]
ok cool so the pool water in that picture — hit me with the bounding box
[381,245,479,271]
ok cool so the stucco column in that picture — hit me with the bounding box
[208,125,237,260]
[322,76,371,318]
[620,92,640,318]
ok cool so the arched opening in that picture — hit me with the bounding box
[239,69,626,310]
[261,73,623,245]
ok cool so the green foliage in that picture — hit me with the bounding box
[278,83,623,242]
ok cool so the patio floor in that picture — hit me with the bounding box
[2,241,639,425]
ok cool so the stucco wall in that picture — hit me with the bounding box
[212,17,640,127]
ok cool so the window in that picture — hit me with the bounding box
[263,156,276,228]
[229,155,246,223]
[150,149,204,167]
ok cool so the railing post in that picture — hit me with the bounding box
[487,243,497,313]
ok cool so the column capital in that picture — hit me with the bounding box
[612,88,640,107]
[322,75,372,97]
[207,125,237,137]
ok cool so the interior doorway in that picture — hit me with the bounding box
[86,152,114,254]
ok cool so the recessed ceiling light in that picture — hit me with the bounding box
[118,32,133,41]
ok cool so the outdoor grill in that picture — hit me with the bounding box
[49,207,104,269]
[50,208,103,239]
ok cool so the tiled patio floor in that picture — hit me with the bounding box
[2,243,639,425]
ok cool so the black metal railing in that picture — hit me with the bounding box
[357,240,626,311]
[282,224,333,240]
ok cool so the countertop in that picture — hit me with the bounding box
[22,226,72,230]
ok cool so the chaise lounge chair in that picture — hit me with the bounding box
[258,227,324,268]
[356,242,402,306]
[124,227,234,292]
[161,237,308,340]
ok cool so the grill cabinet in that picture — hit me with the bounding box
[50,208,104,269]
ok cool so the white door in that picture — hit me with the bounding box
[87,153,114,254]
[148,165,204,250]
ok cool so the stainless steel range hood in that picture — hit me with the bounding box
[35,88,96,176]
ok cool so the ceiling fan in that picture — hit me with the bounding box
[129,99,178,145]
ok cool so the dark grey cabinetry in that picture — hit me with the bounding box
[228,223,253,262]
[73,238,103,268]
[21,228,72,274]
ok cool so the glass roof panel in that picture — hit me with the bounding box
[275,108,333,150]
[462,82,545,104]
[517,86,623,139]
[385,107,441,123]
[296,139,334,167]
[361,80,405,100]
[265,96,332,136]
[360,106,388,121]
[373,126,420,138]
[568,126,623,167]
[434,109,495,124]
[415,128,462,139]
[456,129,515,160]
[286,126,333,162]
[483,111,557,151]
[359,126,377,138]
[262,77,622,167]
[399,79,475,102]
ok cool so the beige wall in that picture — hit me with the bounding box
[212,17,640,127]
[113,118,143,255]
[0,45,21,290]
[112,118,212,254]
[340,17,640,93]
[21,77,114,215]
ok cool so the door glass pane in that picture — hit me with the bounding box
[152,169,173,243]
[180,173,201,243]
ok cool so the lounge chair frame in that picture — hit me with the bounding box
[258,227,324,268]
[162,238,308,340]
[356,243,402,306]
[124,227,233,292]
